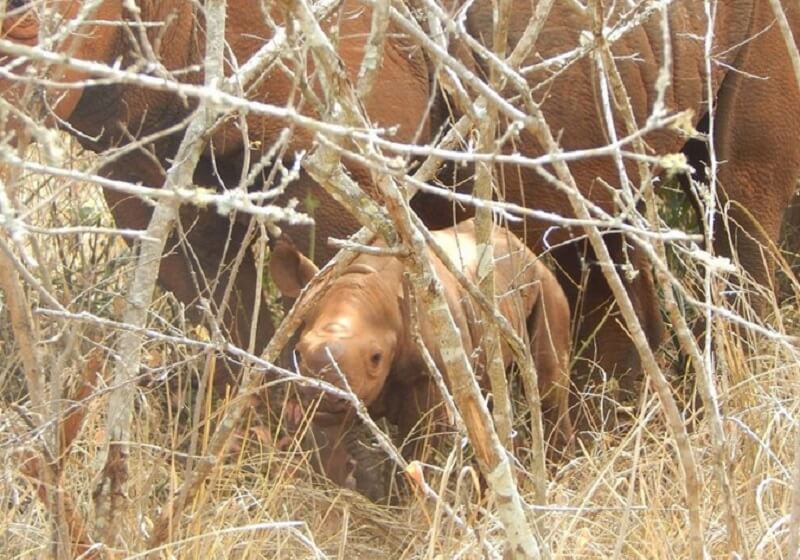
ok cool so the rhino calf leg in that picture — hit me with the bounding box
[529,271,575,459]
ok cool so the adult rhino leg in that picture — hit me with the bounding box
[100,151,274,389]
[781,193,800,293]
[197,152,363,266]
[711,2,800,309]
[551,235,663,424]
[269,169,362,265]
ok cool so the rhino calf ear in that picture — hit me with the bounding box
[269,236,319,298]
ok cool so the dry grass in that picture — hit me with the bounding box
[2,143,800,559]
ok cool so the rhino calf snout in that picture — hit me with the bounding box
[283,390,351,432]
[296,338,347,380]
[295,385,350,412]
[283,389,352,433]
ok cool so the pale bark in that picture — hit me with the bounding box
[287,0,542,555]
[0,235,72,558]
[416,0,552,502]
[501,2,705,554]
[356,0,390,100]
[93,0,229,546]
[0,155,80,558]
[0,238,44,411]
[470,0,513,452]
[387,187,542,560]
[1,249,102,558]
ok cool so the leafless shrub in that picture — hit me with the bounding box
[0,1,799,559]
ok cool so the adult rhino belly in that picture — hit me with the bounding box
[462,0,755,246]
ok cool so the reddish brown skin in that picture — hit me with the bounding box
[0,0,426,385]
[1,1,799,392]
[270,219,574,493]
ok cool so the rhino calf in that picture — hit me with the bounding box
[270,219,573,497]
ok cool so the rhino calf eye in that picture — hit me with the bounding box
[8,1,29,10]
[370,352,382,366]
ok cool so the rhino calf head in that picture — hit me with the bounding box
[270,237,403,424]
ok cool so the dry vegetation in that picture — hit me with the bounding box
[2,138,799,559]
[2,1,800,559]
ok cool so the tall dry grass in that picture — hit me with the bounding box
[1,139,799,559]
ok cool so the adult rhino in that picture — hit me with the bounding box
[0,1,798,390]
[0,0,422,362]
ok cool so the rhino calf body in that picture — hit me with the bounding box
[271,219,573,497]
